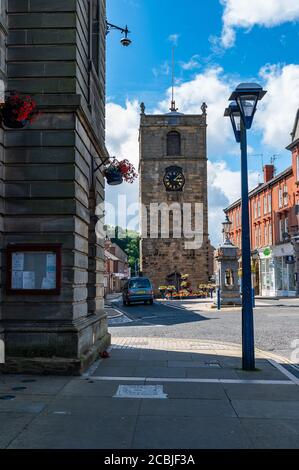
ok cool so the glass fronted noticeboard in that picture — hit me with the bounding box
[6,245,62,295]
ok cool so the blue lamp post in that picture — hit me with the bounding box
[224,83,267,371]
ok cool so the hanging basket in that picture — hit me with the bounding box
[105,170,123,186]
[1,108,27,129]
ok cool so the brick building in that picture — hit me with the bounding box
[0,1,111,374]
[104,242,130,294]
[225,110,299,297]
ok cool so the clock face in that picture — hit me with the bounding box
[163,167,185,191]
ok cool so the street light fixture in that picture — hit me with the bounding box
[224,82,267,371]
[222,214,232,245]
[224,101,241,143]
[106,22,132,47]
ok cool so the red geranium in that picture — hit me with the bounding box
[1,93,38,123]
[105,158,138,184]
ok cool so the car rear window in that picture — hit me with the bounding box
[129,279,151,289]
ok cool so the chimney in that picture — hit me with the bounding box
[264,165,275,183]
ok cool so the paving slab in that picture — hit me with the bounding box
[134,366,187,378]
[132,416,252,449]
[240,418,299,449]
[8,414,138,449]
[139,398,237,418]
[0,395,51,414]
[60,379,145,397]
[0,412,35,449]
[232,399,299,419]
[223,383,299,401]
[45,396,141,417]
[185,368,240,379]
[0,376,70,396]
[156,382,228,400]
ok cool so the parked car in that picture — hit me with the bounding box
[122,277,154,306]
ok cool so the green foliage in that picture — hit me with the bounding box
[106,225,140,273]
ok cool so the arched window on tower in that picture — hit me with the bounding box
[167,131,181,156]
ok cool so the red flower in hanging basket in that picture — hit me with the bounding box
[104,158,138,185]
[0,92,39,128]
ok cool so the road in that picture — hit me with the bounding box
[108,297,299,363]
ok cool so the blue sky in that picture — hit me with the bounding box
[105,0,299,244]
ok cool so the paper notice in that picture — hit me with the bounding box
[42,275,56,290]
[23,271,35,289]
[12,253,24,271]
[46,253,56,273]
[12,271,23,289]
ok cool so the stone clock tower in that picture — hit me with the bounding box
[139,102,209,293]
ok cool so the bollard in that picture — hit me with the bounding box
[217,288,221,310]
[252,288,255,308]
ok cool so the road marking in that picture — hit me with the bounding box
[268,359,299,385]
[86,376,295,385]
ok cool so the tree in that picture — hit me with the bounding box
[106,225,140,274]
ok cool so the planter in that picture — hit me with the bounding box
[1,108,27,129]
[105,171,123,186]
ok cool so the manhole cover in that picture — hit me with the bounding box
[205,362,221,368]
[114,385,167,399]
[0,395,16,400]
[11,387,27,391]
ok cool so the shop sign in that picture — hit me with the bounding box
[263,248,271,257]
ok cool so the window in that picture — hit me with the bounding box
[258,225,262,246]
[269,224,272,245]
[255,227,258,247]
[285,216,289,235]
[297,155,299,182]
[264,195,267,215]
[279,188,283,208]
[268,193,272,213]
[257,199,261,217]
[284,184,288,206]
[279,218,284,241]
[264,223,267,246]
[167,131,181,156]
[91,0,100,73]
[129,279,151,289]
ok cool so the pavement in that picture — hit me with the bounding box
[1,336,299,449]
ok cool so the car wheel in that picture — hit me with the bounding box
[123,299,127,306]
[127,301,131,306]
[149,300,154,305]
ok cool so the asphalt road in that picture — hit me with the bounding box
[108,297,299,364]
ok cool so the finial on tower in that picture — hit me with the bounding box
[201,102,208,115]
[140,102,145,115]
[170,47,178,112]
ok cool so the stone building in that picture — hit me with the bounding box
[0,0,110,374]
[139,102,209,293]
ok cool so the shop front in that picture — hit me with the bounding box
[259,245,296,297]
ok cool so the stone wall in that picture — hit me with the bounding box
[0,0,110,374]
[139,111,210,293]
[0,0,6,349]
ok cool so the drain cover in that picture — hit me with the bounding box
[114,385,167,399]
[12,387,27,391]
[0,395,16,400]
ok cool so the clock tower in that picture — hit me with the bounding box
[139,102,209,293]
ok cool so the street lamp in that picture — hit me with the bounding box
[224,83,267,371]
[106,22,132,47]
[222,214,232,245]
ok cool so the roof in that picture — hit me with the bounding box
[224,166,293,212]
[105,250,119,262]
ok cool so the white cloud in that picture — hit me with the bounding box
[255,63,299,148]
[220,0,299,48]
[106,100,140,168]
[180,55,201,71]
[168,34,180,45]
[152,61,170,78]
[155,66,234,155]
